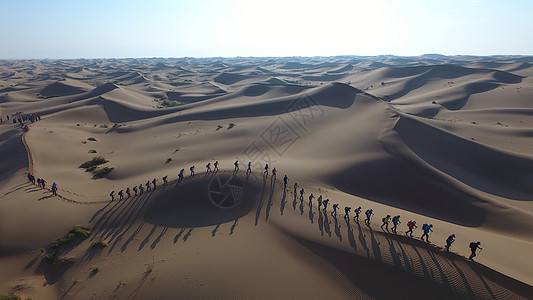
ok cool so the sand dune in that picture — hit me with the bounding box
[1,55,532,299]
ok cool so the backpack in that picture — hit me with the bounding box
[422,223,429,231]
[469,242,477,250]
[407,221,413,227]
[382,217,386,222]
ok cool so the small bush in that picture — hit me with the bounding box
[88,149,97,153]
[87,137,97,141]
[90,237,108,248]
[70,225,91,238]
[0,292,22,300]
[44,226,90,261]
[216,125,223,131]
[166,158,172,163]
[94,167,113,178]
[86,165,97,172]
[79,156,108,169]
[91,266,100,273]
[76,124,81,126]
[160,100,183,108]
[81,141,87,144]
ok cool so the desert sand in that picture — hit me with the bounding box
[0,55,532,299]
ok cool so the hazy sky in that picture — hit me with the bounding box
[1,0,532,59]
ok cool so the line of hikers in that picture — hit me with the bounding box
[29,160,484,261]
[27,171,58,196]
[288,177,484,260]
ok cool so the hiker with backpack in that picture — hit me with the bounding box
[344,206,352,221]
[146,180,151,192]
[323,199,329,212]
[118,190,124,200]
[405,220,417,237]
[178,169,185,181]
[331,203,339,217]
[139,184,144,195]
[247,161,252,173]
[152,178,157,189]
[190,166,195,176]
[234,160,239,172]
[392,215,401,234]
[110,191,115,201]
[445,234,456,252]
[272,168,277,178]
[163,175,168,186]
[214,161,219,172]
[51,182,58,196]
[381,215,391,232]
[421,224,433,243]
[283,175,288,186]
[206,162,212,173]
[133,185,138,196]
[353,206,362,222]
[299,188,305,201]
[264,163,269,175]
[308,193,315,207]
[126,187,131,198]
[317,195,323,209]
[364,209,374,225]
[469,241,483,260]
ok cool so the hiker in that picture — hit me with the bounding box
[247,161,252,173]
[381,215,391,232]
[323,199,329,212]
[206,162,212,173]
[41,178,46,189]
[299,188,304,201]
[118,190,124,200]
[37,178,41,188]
[308,193,315,206]
[110,191,115,201]
[469,241,483,260]
[234,160,239,171]
[364,209,374,225]
[190,166,195,176]
[146,180,151,191]
[152,178,157,189]
[139,184,144,195]
[178,169,185,181]
[27,172,34,184]
[317,195,323,209]
[126,187,131,198]
[214,161,219,172]
[353,206,362,222]
[272,168,277,178]
[293,182,298,194]
[421,224,433,243]
[406,220,417,237]
[344,206,352,221]
[445,234,456,252]
[331,203,339,217]
[283,175,288,186]
[51,182,57,196]
[392,215,401,233]
[133,185,138,196]
[264,163,269,175]
[162,175,168,186]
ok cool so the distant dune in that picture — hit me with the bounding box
[0,55,532,299]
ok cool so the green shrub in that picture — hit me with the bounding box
[87,137,97,141]
[216,125,223,131]
[160,100,183,108]
[91,266,100,273]
[166,158,172,163]
[44,226,90,261]
[90,237,108,248]
[70,225,91,238]
[79,156,108,169]
[88,149,97,153]
[0,292,22,300]
[94,167,113,178]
